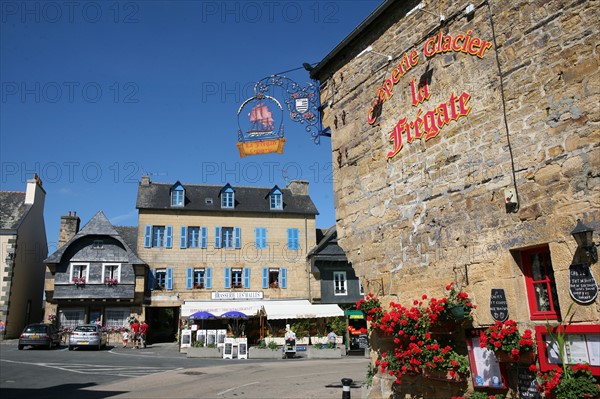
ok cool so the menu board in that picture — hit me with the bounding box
[569,263,598,304]
[490,288,509,322]
[468,336,505,388]
[358,334,369,349]
[517,367,541,399]
[545,333,600,366]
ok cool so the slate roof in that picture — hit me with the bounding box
[45,211,144,265]
[114,226,138,252]
[0,191,30,231]
[136,182,319,216]
[307,225,348,260]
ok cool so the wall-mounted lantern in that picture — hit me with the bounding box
[571,219,598,263]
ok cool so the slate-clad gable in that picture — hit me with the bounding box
[0,191,30,230]
[136,181,318,215]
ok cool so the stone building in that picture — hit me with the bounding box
[44,211,147,330]
[310,0,599,397]
[0,176,47,339]
[136,177,343,343]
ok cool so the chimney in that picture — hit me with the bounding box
[25,173,46,205]
[141,176,151,186]
[287,180,309,195]
[59,211,80,248]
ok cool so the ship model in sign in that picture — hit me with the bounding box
[236,93,285,157]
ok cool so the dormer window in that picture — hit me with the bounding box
[268,186,283,210]
[221,184,234,209]
[171,182,185,207]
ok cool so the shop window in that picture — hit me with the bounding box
[521,246,561,320]
[334,271,347,295]
[60,309,85,329]
[105,308,129,329]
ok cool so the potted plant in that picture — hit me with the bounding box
[357,293,384,328]
[479,320,536,363]
[421,343,470,382]
[452,391,506,399]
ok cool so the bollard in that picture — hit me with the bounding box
[341,377,353,399]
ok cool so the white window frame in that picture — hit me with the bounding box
[155,268,167,288]
[171,188,184,207]
[231,268,243,288]
[333,271,348,296]
[194,268,205,288]
[70,263,89,283]
[270,193,282,210]
[102,263,121,283]
[221,190,234,208]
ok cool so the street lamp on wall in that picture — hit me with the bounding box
[571,219,598,263]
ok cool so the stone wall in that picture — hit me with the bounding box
[313,0,599,397]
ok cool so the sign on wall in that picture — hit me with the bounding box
[568,263,598,304]
[490,288,509,322]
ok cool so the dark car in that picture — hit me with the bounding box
[18,323,60,350]
[68,324,108,350]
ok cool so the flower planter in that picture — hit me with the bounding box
[422,368,466,382]
[495,350,536,364]
[449,305,466,320]
[307,347,342,359]
[429,320,461,335]
[186,346,222,358]
[249,347,282,359]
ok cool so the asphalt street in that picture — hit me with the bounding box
[0,339,370,399]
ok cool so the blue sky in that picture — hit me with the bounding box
[1,0,382,251]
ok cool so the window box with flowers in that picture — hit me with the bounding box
[479,320,536,364]
[193,283,204,289]
[269,281,279,289]
[104,277,118,286]
[231,282,243,289]
[73,277,86,286]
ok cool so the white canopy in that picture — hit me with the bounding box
[181,299,344,320]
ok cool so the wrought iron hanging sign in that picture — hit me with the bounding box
[237,74,326,157]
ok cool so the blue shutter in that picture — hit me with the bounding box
[287,228,293,249]
[255,228,260,249]
[166,267,173,290]
[234,227,241,249]
[201,227,208,249]
[262,267,268,288]
[180,226,188,249]
[165,226,173,248]
[186,267,193,289]
[206,267,212,289]
[148,269,155,290]
[144,225,152,248]
[262,228,267,249]
[243,267,250,288]
[281,268,287,289]
[294,229,299,250]
[224,267,231,288]
[215,227,221,248]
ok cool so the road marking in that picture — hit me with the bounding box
[0,359,179,378]
[217,381,260,395]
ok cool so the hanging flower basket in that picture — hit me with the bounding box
[450,305,466,320]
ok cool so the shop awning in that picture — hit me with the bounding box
[263,300,344,320]
[181,301,264,318]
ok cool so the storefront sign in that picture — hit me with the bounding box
[236,138,286,157]
[365,30,492,159]
[490,288,509,322]
[211,291,264,300]
[569,263,598,304]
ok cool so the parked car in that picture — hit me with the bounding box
[18,323,60,350]
[68,324,108,350]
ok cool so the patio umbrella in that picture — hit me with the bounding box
[220,311,248,337]
[188,311,216,333]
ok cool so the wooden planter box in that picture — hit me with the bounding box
[186,347,222,358]
[307,347,342,359]
[249,347,282,359]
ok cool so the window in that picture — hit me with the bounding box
[155,269,166,289]
[334,271,347,295]
[287,228,299,250]
[180,226,207,249]
[186,267,212,289]
[194,269,205,289]
[262,267,287,288]
[215,226,241,249]
[105,308,129,329]
[359,281,364,296]
[270,190,282,210]
[522,247,561,320]
[225,267,250,288]
[255,227,267,249]
[71,263,88,284]
[231,268,243,288]
[144,225,173,248]
[103,263,120,284]
[92,240,103,249]
[60,309,85,329]
[221,187,234,208]
[171,184,185,207]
